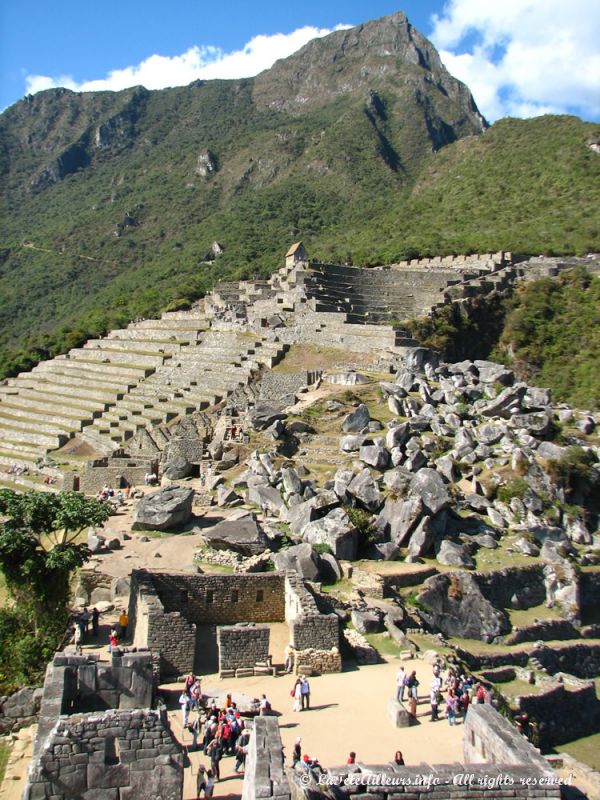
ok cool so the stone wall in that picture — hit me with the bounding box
[218,625,270,673]
[33,651,155,760]
[463,704,556,778]
[284,572,340,673]
[514,682,600,750]
[455,642,600,674]
[242,716,290,800]
[129,570,287,677]
[79,458,155,494]
[0,686,43,735]
[24,708,183,800]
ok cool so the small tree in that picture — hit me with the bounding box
[0,490,110,631]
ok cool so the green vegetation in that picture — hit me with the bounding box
[345,506,377,555]
[495,267,600,407]
[546,446,598,500]
[0,739,9,784]
[364,631,401,657]
[497,478,530,504]
[558,732,600,771]
[0,490,110,694]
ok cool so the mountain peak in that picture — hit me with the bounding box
[253,11,486,130]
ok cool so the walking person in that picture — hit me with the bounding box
[292,737,302,768]
[179,690,191,729]
[91,607,100,637]
[118,609,128,640]
[406,670,419,718]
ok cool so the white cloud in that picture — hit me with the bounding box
[24,25,351,97]
[430,0,600,121]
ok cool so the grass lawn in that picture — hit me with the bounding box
[507,604,562,628]
[557,732,600,771]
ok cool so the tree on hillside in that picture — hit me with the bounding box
[0,490,110,629]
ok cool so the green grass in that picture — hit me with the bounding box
[557,732,600,771]
[507,604,563,628]
[0,740,9,784]
[364,631,402,657]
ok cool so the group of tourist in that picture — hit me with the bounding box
[396,661,491,725]
[290,676,311,712]
[71,607,100,652]
[176,676,253,798]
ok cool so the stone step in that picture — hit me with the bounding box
[108,327,205,343]
[132,319,208,332]
[0,412,76,435]
[68,348,168,369]
[0,389,108,414]
[33,359,150,381]
[0,450,42,469]
[84,338,186,354]
[0,423,67,449]
[0,475,60,494]
[0,400,89,426]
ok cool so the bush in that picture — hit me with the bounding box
[497,478,530,504]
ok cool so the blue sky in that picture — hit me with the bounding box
[1,0,599,121]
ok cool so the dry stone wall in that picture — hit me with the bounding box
[242,716,290,800]
[25,708,183,800]
[217,625,270,673]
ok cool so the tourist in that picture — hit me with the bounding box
[347,752,356,764]
[393,750,405,766]
[119,608,128,639]
[184,673,196,695]
[446,688,459,726]
[292,737,302,768]
[284,644,294,674]
[205,769,215,799]
[259,693,272,716]
[405,670,419,717]
[179,690,191,729]
[395,665,406,702]
[91,607,100,637]
[190,711,202,751]
[108,627,119,653]
[81,607,90,634]
[292,678,302,712]
[234,730,250,772]
[461,687,471,717]
[430,687,440,722]
[190,679,202,710]
[73,622,83,655]
[196,764,207,799]
[206,737,222,781]
[301,676,310,710]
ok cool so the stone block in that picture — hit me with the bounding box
[387,697,414,727]
[87,762,130,789]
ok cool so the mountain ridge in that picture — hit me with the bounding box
[0,12,599,382]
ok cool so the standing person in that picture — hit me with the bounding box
[430,687,440,722]
[284,644,294,674]
[446,689,459,726]
[395,666,406,702]
[119,609,128,640]
[204,769,215,799]
[190,711,202,751]
[393,751,405,766]
[406,671,419,717]
[80,607,90,634]
[347,752,356,764]
[207,737,222,781]
[91,607,100,637]
[301,676,310,710]
[259,694,271,716]
[108,627,119,654]
[196,765,207,800]
[292,737,302,768]
[293,678,302,712]
[73,622,83,655]
[179,690,191,729]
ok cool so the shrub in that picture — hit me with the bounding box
[497,478,530,504]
